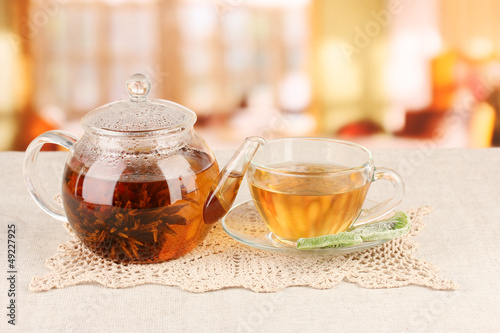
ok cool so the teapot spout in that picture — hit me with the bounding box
[203,136,265,224]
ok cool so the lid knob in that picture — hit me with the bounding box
[126,73,151,101]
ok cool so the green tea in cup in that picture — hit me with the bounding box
[246,138,404,245]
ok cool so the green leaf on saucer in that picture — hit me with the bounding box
[296,232,363,249]
[296,211,410,250]
[348,211,410,242]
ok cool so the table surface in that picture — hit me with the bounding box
[1,148,499,332]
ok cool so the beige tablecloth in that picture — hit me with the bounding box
[1,149,499,332]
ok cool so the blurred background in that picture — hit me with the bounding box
[1,0,500,151]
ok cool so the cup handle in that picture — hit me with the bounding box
[23,130,78,222]
[350,167,405,228]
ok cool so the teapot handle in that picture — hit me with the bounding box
[23,130,78,222]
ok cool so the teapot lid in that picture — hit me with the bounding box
[81,73,196,135]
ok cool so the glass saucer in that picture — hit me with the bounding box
[221,200,391,256]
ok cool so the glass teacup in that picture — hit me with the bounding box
[246,138,404,245]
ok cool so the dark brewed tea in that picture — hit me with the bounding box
[62,150,219,263]
[203,170,244,225]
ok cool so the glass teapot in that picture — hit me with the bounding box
[24,74,263,263]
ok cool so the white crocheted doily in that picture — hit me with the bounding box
[30,206,458,292]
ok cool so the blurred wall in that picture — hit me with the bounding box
[0,0,32,150]
[310,0,390,134]
[1,0,500,151]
